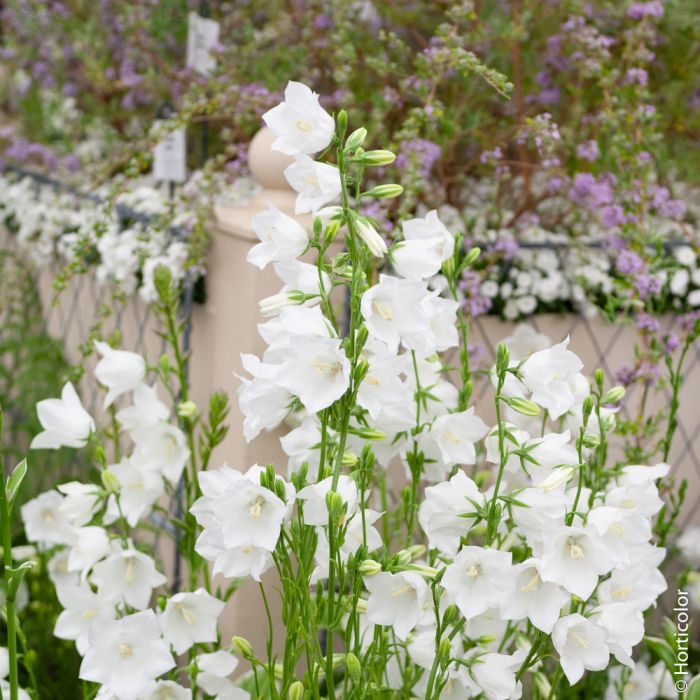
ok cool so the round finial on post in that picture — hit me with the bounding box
[248,127,295,191]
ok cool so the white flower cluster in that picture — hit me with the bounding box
[21,343,246,700]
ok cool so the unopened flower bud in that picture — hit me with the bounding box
[324,218,342,245]
[177,400,198,419]
[496,343,510,374]
[357,149,396,166]
[442,604,459,627]
[231,636,254,660]
[288,681,305,700]
[533,671,552,697]
[438,638,452,668]
[601,386,625,404]
[464,247,481,266]
[159,354,171,374]
[355,217,388,258]
[582,395,595,422]
[364,184,403,199]
[355,598,367,613]
[336,110,347,137]
[341,452,358,468]
[345,127,367,151]
[582,434,600,449]
[359,559,382,576]
[259,291,295,316]
[541,466,576,493]
[101,468,121,493]
[395,549,412,565]
[345,652,361,683]
[325,491,345,521]
[354,427,386,441]
[406,544,426,560]
[506,397,541,417]
[594,368,604,390]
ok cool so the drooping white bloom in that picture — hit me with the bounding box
[677,525,700,566]
[144,681,191,700]
[284,155,341,214]
[94,342,146,408]
[360,275,431,353]
[67,526,111,573]
[105,459,165,527]
[605,663,659,700]
[195,651,248,699]
[79,610,174,700]
[540,525,614,600]
[418,470,485,555]
[262,81,335,155]
[159,588,225,654]
[238,373,293,442]
[509,487,567,552]
[356,340,409,419]
[552,614,610,684]
[30,382,95,449]
[364,571,428,640]
[48,550,80,587]
[131,423,190,485]
[593,602,644,667]
[465,649,525,700]
[500,558,569,633]
[54,583,118,654]
[248,201,308,269]
[502,324,551,361]
[91,549,167,610]
[392,210,455,279]
[296,474,358,527]
[56,481,102,527]
[519,337,584,419]
[587,506,651,568]
[430,408,489,466]
[441,547,512,619]
[596,555,667,611]
[116,384,170,437]
[274,334,350,413]
[21,490,77,546]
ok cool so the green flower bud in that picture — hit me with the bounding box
[395,549,412,565]
[231,636,254,660]
[345,652,361,683]
[442,604,459,627]
[326,491,345,521]
[101,468,120,493]
[505,396,541,417]
[358,559,382,576]
[357,150,396,166]
[533,671,552,697]
[288,681,305,700]
[601,386,625,404]
[342,452,358,468]
[159,354,171,374]
[582,434,600,449]
[582,395,595,422]
[496,343,510,375]
[406,544,426,560]
[345,127,367,151]
[354,427,386,441]
[439,638,452,668]
[177,400,198,419]
[594,368,604,390]
[364,184,403,199]
[464,246,481,266]
[336,110,348,137]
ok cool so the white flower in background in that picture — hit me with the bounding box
[91,549,167,610]
[361,275,431,353]
[94,342,146,408]
[593,602,644,667]
[393,210,454,279]
[509,487,567,551]
[677,525,700,566]
[605,662,659,700]
[54,583,118,655]
[500,558,569,633]
[430,408,489,466]
[364,571,428,640]
[356,341,408,419]
[284,155,341,213]
[21,491,77,546]
[67,526,111,573]
[57,481,102,526]
[131,423,190,484]
[465,649,525,700]
[418,470,485,555]
[442,547,512,619]
[48,550,80,587]
[596,554,667,611]
[195,651,248,699]
[79,610,174,700]
[540,525,614,599]
[418,293,460,354]
[105,459,165,527]
[116,384,169,437]
[159,588,225,654]
[238,373,293,442]
[296,474,358,526]
[263,80,335,155]
[522,430,579,486]
[552,614,610,684]
[275,334,350,413]
[145,681,191,700]
[519,337,584,419]
[30,381,95,449]
[280,416,326,479]
[248,201,308,269]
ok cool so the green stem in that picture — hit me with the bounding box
[486,371,507,544]
[0,476,19,700]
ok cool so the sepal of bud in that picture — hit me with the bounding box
[505,396,541,417]
[364,184,403,199]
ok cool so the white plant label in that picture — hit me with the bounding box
[152,125,187,183]
[186,12,220,75]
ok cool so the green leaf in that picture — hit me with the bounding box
[644,636,676,676]
[687,675,700,700]
[6,560,36,600]
[6,458,27,502]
